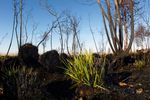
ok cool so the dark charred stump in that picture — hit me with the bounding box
[18,43,40,68]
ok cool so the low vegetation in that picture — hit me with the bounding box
[133,60,145,70]
[0,48,150,99]
[63,51,106,90]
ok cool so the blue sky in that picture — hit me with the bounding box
[0,0,107,54]
[0,0,149,54]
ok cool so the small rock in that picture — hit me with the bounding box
[78,97,83,100]
[119,82,128,87]
[138,83,142,86]
[129,84,134,88]
[136,88,143,94]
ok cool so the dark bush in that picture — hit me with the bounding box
[123,55,135,66]
[59,53,70,62]
[92,53,101,67]
[2,74,18,100]
[2,56,21,71]
[18,43,40,68]
[92,53,101,59]
[39,50,61,73]
[109,55,135,71]
[59,53,70,73]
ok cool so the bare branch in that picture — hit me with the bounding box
[31,23,38,43]
[89,16,99,53]
[37,18,59,47]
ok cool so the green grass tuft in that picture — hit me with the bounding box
[63,50,107,91]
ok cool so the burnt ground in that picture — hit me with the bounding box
[127,64,150,99]
[0,52,150,100]
[99,63,150,100]
[37,61,150,100]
